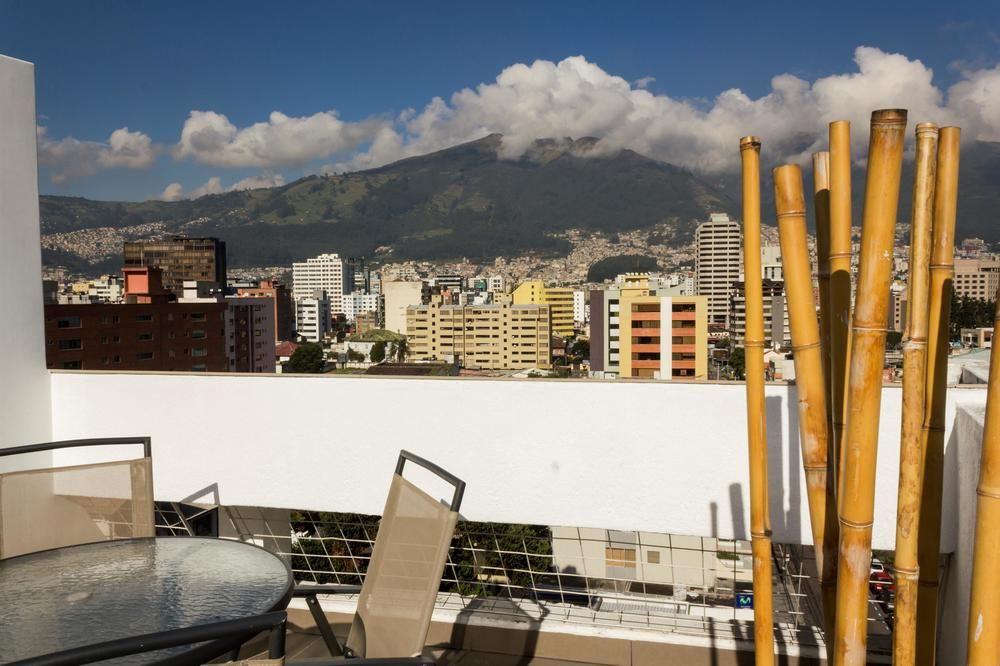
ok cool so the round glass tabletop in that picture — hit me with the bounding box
[0,537,293,664]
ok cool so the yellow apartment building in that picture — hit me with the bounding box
[406,302,551,370]
[512,280,575,337]
[616,278,708,379]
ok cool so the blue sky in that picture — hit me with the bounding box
[2,0,998,201]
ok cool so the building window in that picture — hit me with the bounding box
[136,314,153,322]
[647,550,660,564]
[137,352,154,360]
[191,330,206,339]
[191,312,206,321]
[137,333,154,341]
[61,360,82,369]
[191,348,207,357]
[57,317,81,329]
[58,339,82,350]
[191,364,207,371]
[605,547,636,568]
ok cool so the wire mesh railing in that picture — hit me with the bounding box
[156,503,901,654]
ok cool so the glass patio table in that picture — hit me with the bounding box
[0,536,293,664]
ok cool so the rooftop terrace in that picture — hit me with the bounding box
[0,54,989,663]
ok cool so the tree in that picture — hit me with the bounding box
[568,338,589,363]
[346,348,366,363]
[370,341,387,363]
[389,337,409,362]
[729,347,745,380]
[285,343,325,373]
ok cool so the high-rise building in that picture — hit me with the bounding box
[295,291,331,343]
[123,237,227,295]
[953,258,1000,300]
[727,279,790,350]
[406,302,551,370]
[292,253,353,316]
[381,281,424,334]
[237,280,294,343]
[695,214,742,326]
[512,280,575,337]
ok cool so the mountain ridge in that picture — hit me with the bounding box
[38,135,1000,273]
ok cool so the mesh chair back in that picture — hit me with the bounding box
[346,474,459,659]
[0,441,154,559]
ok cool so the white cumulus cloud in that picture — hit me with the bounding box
[333,47,1000,173]
[158,173,285,200]
[38,126,157,183]
[159,182,185,202]
[173,109,387,168]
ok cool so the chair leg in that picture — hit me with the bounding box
[305,593,344,657]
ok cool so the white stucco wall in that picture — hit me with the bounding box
[0,56,52,456]
[47,371,981,551]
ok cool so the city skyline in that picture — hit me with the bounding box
[1,1,998,201]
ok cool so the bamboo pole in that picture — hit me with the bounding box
[815,152,835,457]
[966,291,1000,663]
[915,126,960,664]
[740,135,775,666]
[833,109,907,666]
[776,163,837,638]
[828,121,853,498]
[892,122,938,665]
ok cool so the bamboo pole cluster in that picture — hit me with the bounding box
[739,109,1000,664]
[744,109,965,665]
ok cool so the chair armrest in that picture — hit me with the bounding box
[289,658,436,665]
[293,583,363,597]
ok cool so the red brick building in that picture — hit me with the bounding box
[44,302,228,371]
[236,279,294,343]
[44,267,228,371]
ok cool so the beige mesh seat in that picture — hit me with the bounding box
[0,437,154,559]
[295,450,465,661]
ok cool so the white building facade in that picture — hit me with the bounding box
[292,253,352,316]
[295,293,331,343]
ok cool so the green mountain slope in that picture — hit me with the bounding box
[40,135,736,268]
[39,136,1000,272]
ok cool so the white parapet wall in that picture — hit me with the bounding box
[0,55,52,456]
[48,370,984,551]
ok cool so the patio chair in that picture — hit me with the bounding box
[0,437,154,559]
[294,450,465,660]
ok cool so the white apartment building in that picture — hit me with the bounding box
[295,292,331,343]
[695,213,742,325]
[761,245,783,282]
[573,290,587,326]
[382,280,424,334]
[487,275,506,293]
[88,275,124,303]
[342,291,380,322]
[292,253,353,315]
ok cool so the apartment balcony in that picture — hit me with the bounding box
[0,57,991,665]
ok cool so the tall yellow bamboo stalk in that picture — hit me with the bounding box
[776,163,837,638]
[892,122,938,665]
[915,126,961,664]
[833,109,907,666]
[740,135,775,665]
[828,121,853,496]
[966,292,1000,663]
[814,152,835,450]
